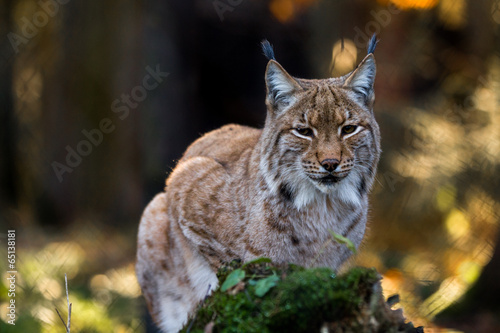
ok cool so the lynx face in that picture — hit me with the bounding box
[261,54,380,209]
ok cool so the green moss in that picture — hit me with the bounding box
[268,267,377,332]
[182,260,423,333]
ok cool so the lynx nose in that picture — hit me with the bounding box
[321,159,340,172]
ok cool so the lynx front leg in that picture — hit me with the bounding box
[155,250,218,333]
[136,193,218,333]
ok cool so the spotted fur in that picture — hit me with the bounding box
[136,45,381,333]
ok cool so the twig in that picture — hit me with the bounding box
[65,274,71,332]
[55,274,72,333]
[55,307,67,327]
[67,303,72,332]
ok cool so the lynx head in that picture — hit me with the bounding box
[259,37,381,209]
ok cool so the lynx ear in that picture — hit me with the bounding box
[265,60,302,113]
[343,54,376,108]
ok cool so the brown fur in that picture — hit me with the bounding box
[136,51,380,332]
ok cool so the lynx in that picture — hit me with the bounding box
[136,36,381,332]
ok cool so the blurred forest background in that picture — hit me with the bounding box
[0,0,499,332]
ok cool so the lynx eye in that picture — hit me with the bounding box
[295,127,314,137]
[342,125,357,135]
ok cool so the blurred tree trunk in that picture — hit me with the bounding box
[40,1,144,226]
[0,0,19,224]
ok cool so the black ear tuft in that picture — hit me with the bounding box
[367,34,378,55]
[261,40,276,61]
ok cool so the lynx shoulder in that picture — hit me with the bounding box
[136,36,381,333]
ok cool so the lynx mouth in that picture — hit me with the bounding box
[316,174,346,185]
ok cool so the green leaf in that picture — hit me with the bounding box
[247,279,258,286]
[254,275,280,297]
[329,230,357,254]
[220,269,245,292]
[242,257,272,268]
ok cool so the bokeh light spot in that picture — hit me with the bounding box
[37,277,62,300]
[445,209,470,241]
[330,39,358,76]
[381,0,438,10]
[269,0,295,23]
[457,260,481,285]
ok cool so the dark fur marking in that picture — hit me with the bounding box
[243,160,250,179]
[165,290,183,302]
[244,239,264,255]
[279,183,294,202]
[141,271,159,317]
[291,235,299,245]
[209,194,219,205]
[268,218,287,232]
[199,245,219,259]
[166,227,175,253]
[161,259,170,271]
[343,213,362,238]
[263,200,271,212]
[142,272,150,283]
[363,123,376,141]
[328,85,338,101]
[146,239,153,249]
[357,177,367,196]
[271,131,283,154]
[225,248,238,259]
[214,158,228,169]
[189,226,212,239]
[271,132,285,182]
[310,86,319,110]
[267,133,281,174]
[180,274,192,287]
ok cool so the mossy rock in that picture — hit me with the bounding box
[182,259,424,333]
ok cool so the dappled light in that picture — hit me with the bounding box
[330,39,358,76]
[0,227,143,332]
[269,0,319,22]
[378,0,439,10]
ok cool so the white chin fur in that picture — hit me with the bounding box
[293,172,362,210]
[260,156,363,210]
